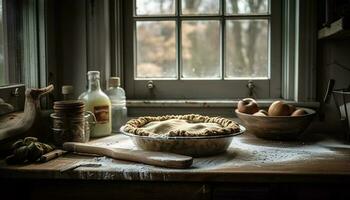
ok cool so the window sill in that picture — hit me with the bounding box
[126,100,320,108]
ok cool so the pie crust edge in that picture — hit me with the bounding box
[123,114,241,137]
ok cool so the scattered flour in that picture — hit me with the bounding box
[74,134,343,180]
[192,136,337,169]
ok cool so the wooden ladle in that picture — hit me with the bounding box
[63,142,193,169]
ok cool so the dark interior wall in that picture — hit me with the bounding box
[46,0,111,99]
[317,40,350,92]
[317,39,350,134]
[56,0,87,98]
[46,0,87,99]
[316,0,350,135]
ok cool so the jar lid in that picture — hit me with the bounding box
[62,85,74,95]
[53,100,85,111]
[109,77,120,87]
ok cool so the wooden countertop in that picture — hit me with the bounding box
[1,132,350,183]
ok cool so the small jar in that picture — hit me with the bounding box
[51,100,96,146]
[51,112,95,146]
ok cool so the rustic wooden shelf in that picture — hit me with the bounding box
[318,17,350,39]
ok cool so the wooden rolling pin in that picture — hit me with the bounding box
[62,142,193,169]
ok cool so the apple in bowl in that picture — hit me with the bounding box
[237,98,259,114]
[268,100,293,116]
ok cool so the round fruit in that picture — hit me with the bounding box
[253,110,268,116]
[291,109,308,116]
[237,98,259,114]
[268,101,291,116]
[288,104,296,114]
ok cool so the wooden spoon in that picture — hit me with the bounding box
[62,142,193,169]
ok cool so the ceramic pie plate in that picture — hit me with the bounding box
[120,122,245,157]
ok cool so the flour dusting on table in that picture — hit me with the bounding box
[75,134,341,180]
[193,136,336,169]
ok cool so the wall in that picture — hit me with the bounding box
[47,0,111,99]
[317,39,350,136]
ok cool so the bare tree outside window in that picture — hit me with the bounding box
[136,0,175,15]
[136,21,177,78]
[225,0,269,78]
[182,20,221,79]
[226,0,268,15]
[134,0,270,80]
[181,0,220,15]
[225,20,268,78]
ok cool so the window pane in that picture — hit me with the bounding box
[181,0,220,15]
[136,21,177,79]
[225,20,268,78]
[136,0,175,16]
[181,20,221,79]
[225,0,269,15]
[0,0,5,85]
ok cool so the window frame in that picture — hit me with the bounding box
[0,0,49,113]
[123,0,282,100]
[0,0,47,88]
[2,0,21,85]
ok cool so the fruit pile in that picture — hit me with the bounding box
[6,137,55,164]
[237,98,308,116]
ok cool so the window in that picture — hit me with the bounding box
[0,0,45,112]
[0,0,22,87]
[0,0,5,85]
[0,0,44,88]
[123,0,282,99]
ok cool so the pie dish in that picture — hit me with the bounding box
[123,114,241,137]
[121,114,245,157]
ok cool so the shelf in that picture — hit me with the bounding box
[318,17,350,39]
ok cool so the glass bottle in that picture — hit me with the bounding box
[106,77,127,133]
[78,84,87,100]
[79,71,111,137]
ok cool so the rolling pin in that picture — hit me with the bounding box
[62,142,193,169]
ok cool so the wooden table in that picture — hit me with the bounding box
[1,132,350,199]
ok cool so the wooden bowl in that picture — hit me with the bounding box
[235,108,316,140]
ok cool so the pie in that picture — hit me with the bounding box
[123,114,241,137]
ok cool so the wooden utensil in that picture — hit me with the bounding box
[319,79,335,121]
[39,149,67,163]
[62,142,193,169]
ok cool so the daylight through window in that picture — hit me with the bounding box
[134,0,270,80]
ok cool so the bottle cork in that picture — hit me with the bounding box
[109,77,120,87]
[62,85,74,95]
